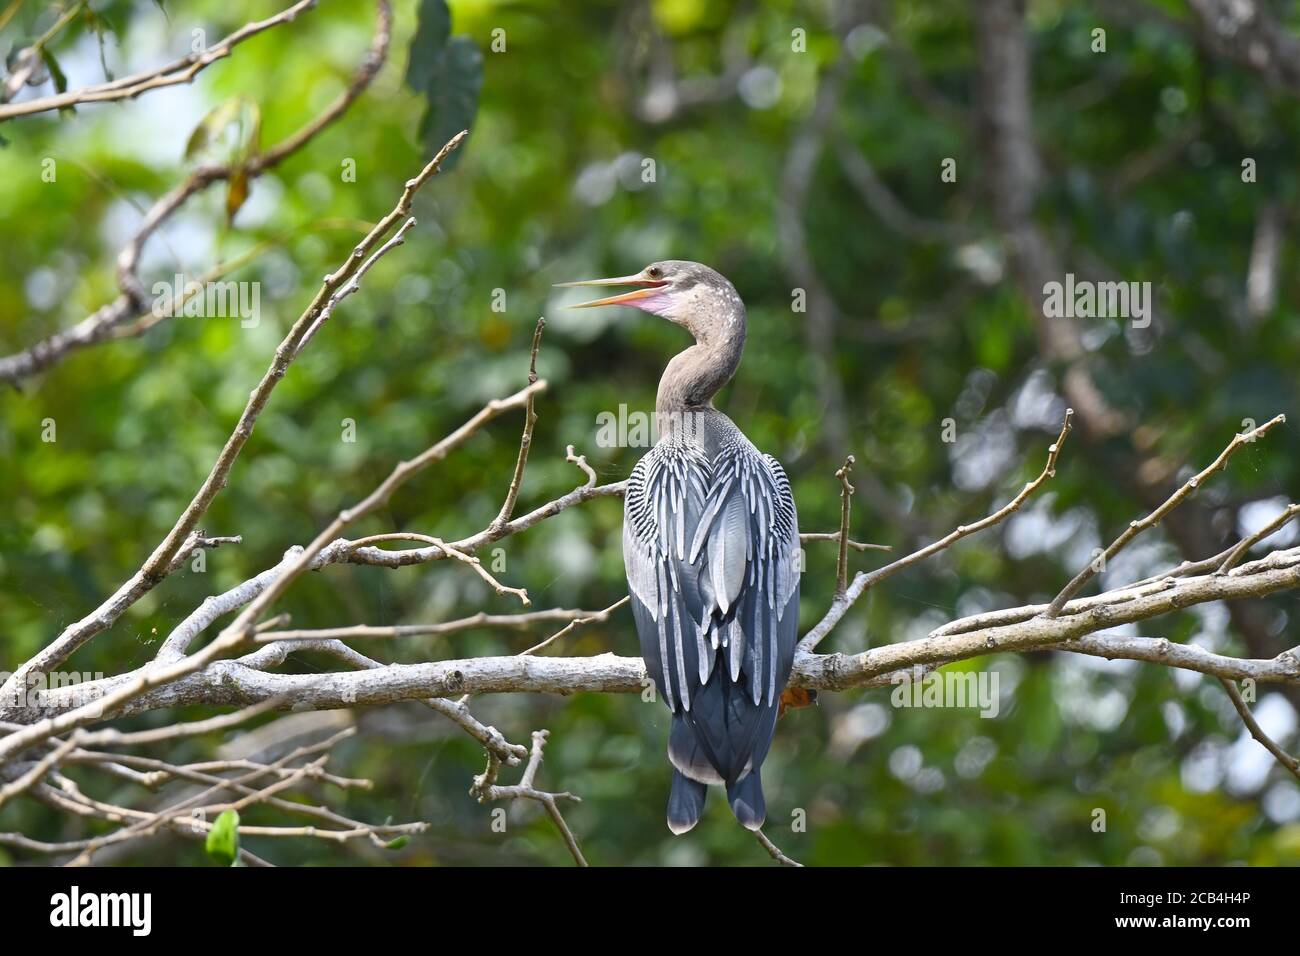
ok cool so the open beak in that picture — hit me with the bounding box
[554,273,668,309]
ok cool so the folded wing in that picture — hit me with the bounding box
[624,436,799,784]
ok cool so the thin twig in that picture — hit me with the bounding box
[294,217,418,358]
[77,697,287,748]
[1219,678,1300,781]
[64,729,356,864]
[0,141,477,761]
[1,2,86,103]
[256,606,618,644]
[798,409,1072,653]
[565,445,598,487]
[522,597,630,655]
[13,550,1300,714]
[799,533,891,552]
[0,0,392,385]
[754,827,803,867]
[1217,503,1300,574]
[835,456,855,595]
[0,4,399,699]
[492,318,546,531]
[343,532,529,605]
[1043,414,1285,617]
[0,0,319,122]
[0,734,80,811]
[470,729,586,866]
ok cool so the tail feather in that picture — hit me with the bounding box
[667,770,708,835]
[726,771,766,830]
[669,714,723,784]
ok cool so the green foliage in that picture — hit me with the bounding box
[405,0,482,170]
[205,810,241,866]
[1,0,1298,867]
[37,48,64,94]
[185,96,261,220]
[404,0,451,86]
[184,97,261,164]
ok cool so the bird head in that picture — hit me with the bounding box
[556,260,744,341]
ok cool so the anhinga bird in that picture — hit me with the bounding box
[559,261,801,834]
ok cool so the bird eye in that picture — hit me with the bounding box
[647,266,662,279]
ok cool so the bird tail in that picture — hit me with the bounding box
[667,770,708,834]
[726,770,766,830]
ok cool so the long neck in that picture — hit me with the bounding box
[655,322,745,418]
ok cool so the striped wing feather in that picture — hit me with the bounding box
[624,437,799,783]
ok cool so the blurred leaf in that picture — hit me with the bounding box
[247,101,261,156]
[226,166,249,223]
[0,1,23,34]
[405,0,452,91]
[415,36,482,170]
[186,96,260,167]
[38,48,65,95]
[186,98,243,161]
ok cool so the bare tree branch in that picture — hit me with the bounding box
[800,408,1073,653]
[255,607,619,645]
[0,125,462,703]
[1043,414,1286,617]
[7,2,1300,866]
[0,0,393,386]
[754,827,803,867]
[470,730,586,866]
[1219,677,1300,781]
[12,542,1295,725]
[0,1,319,122]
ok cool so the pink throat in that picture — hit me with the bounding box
[629,291,672,316]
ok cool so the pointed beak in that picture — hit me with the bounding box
[554,273,669,309]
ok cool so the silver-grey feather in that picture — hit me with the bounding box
[624,417,800,832]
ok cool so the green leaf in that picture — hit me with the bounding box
[415,36,482,170]
[39,48,66,94]
[205,809,240,866]
[186,98,241,161]
[384,836,410,850]
[226,166,250,223]
[244,99,261,157]
[185,96,260,164]
[404,0,451,91]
